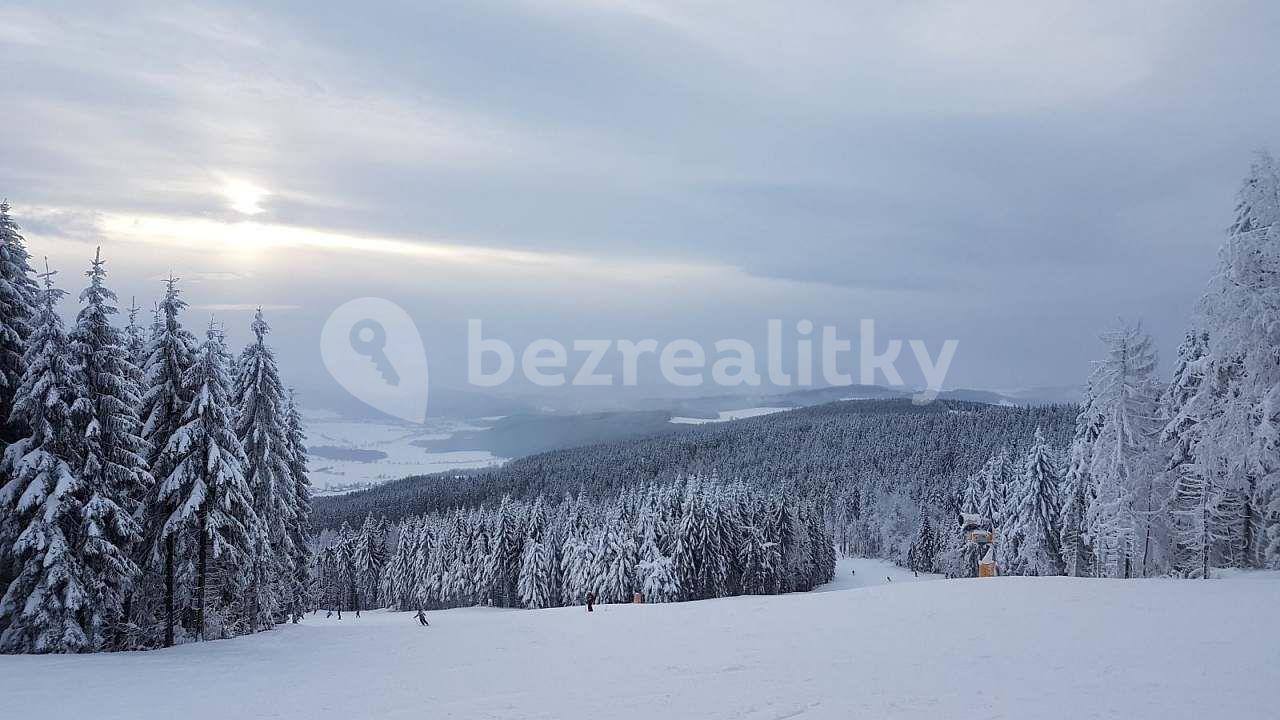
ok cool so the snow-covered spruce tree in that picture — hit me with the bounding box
[673,481,722,600]
[282,389,312,619]
[558,520,589,606]
[636,514,681,602]
[0,204,39,606]
[0,266,92,652]
[806,502,836,586]
[1086,321,1163,578]
[137,276,197,646]
[431,516,456,607]
[67,248,149,648]
[517,497,556,608]
[0,200,38,448]
[974,452,1016,571]
[123,298,147,377]
[977,453,1007,534]
[154,323,256,640]
[1161,329,1222,577]
[351,514,387,610]
[960,469,984,516]
[1060,378,1103,576]
[906,501,937,574]
[383,517,419,610]
[232,308,296,626]
[488,497,524,607]
[773,495,808,593]
[1009,427,1064,576]
[933,509,968,578]
[737,493,780,595]
[469,514,494,606]
[1184,154,1280,569]
[448,512,475,604]
[596,508,638,603]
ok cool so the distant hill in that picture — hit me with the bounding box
[414,410,678,458]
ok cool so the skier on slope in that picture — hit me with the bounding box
[416,609,429,626]
[586,591,596,612]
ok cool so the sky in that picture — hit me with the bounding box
[3,1,1279,411]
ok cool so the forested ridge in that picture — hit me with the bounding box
[316,400,1075,531]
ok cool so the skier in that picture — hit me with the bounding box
[416,608,429,626]
[586,591,596,612]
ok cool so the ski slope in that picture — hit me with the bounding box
[3,558,1276,720]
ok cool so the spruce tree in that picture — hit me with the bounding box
[123,298,147,375]
[67,248,148,647]
[1161,330,1219,577]
[517,498,555,608]
[1061,379,1102,576]
[0,200,38,446]
[960,470,983,516]
[282,389,312,620]
[351,514,387,609]
[1011,427,1064,576]
[907,501,937,574]
[232,309,295,625]
[488,497,524,607]
[0,265,90,652]
[596,509,637,603]
[637,515,681,601]
[138,277,197,646]
[154,323,256,640]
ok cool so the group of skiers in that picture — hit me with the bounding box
[402,592,597,630]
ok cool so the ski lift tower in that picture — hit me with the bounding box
[961,513,997,577]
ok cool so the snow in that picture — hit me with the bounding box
[304,414,505,495]
[670,406,793,424]
[4,557,1276,720]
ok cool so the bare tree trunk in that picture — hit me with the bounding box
[196,506,208,641]
[1141,479,1153,578]
[164,536,175,647]
[1241,478,1258,568]
[1201,482,1211,580]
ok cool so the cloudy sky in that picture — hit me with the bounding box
[3,1,1278,408]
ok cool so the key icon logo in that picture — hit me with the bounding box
[349,319,400,386]
[321,298,429,423]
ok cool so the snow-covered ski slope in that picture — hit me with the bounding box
[4,558,1276,720]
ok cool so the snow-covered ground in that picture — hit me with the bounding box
[5,557,1276,720]
[303,412,504,495]
[670,406,793,424]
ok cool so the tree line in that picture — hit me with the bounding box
[908,155,1280,579]
[0,202,312,653]
[316,478,836,613]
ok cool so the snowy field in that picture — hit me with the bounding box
[5,557,1276,720]
[669,406,793,424]
[303,411,504,495]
